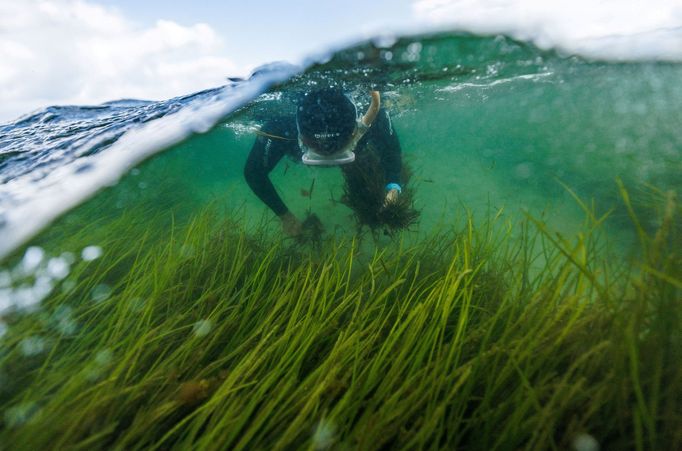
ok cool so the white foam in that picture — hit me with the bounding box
[437,72,553,93]
[0,68,295,261]
[413,0,682,61]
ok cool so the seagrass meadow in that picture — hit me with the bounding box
[0,183,679,450]
[1,34,681,450]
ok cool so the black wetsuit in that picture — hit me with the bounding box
[244,108,402,216]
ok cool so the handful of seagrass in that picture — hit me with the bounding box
[341,151,419,235]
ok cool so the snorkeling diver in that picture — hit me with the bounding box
[244,88,403,236]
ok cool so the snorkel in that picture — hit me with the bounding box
[362,91,381,127]
[300,91,381,166]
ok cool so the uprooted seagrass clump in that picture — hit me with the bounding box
[341,148,419,234]
[0,184,680,450]
[295,212,325,248]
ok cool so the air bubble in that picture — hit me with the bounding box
[514,162,534,179]
[86,349,113,381]
[47,257,70,280]
[21,247,44,273]
[0,289,10,315]
[193,319,212,337]
[32,276,54,303]
[91,284,112,302]
[573,433,599,451]
[95,349,113,365]
[82,246,103,261]
[4,402,37,427]
[13,281,53,311]
[0,271,11,288]
[54,306,76,335]
[312,418,335,450]
[405,42,423,62]
[20,336,46,356]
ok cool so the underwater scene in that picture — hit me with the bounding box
[0,33,680,450]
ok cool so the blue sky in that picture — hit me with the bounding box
[86,0,415,70]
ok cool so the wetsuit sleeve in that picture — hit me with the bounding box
[243,126,294,217]
[370,109,403,185]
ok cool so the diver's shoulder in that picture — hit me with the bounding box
[372,108,394,134]
[260,116,298,140]
[379,107,392,120]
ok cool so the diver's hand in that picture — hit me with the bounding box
[279,211,302,237]
[383,188,400,207]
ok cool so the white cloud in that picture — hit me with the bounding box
[412,0,682,61]
[0,0,245,122]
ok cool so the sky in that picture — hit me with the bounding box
[0,0,416,122]
[1,0,680,123]
[94,0,415,68]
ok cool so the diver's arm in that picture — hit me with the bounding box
[373,109,403,186]
[243,135,290,217]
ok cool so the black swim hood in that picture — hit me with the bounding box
[296,89,357,155]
